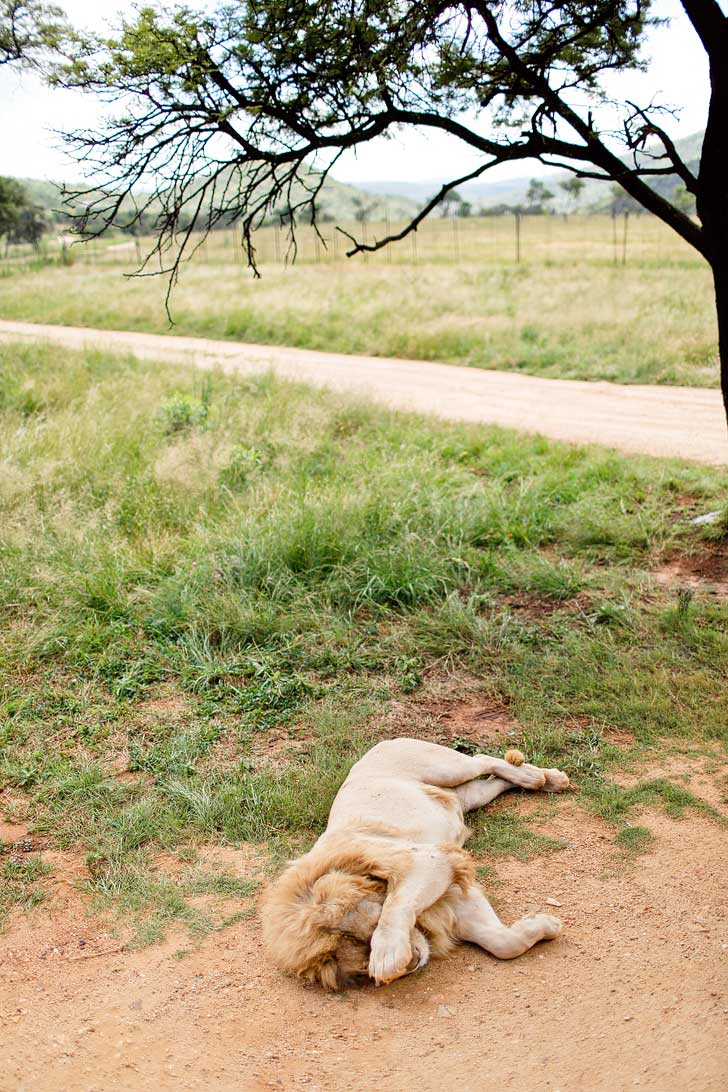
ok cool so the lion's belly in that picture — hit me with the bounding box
[327,777,469,845]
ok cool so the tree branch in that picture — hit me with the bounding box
[336,159,499,256]
[471,0,707,257]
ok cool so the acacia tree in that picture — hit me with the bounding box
[0,0,68,67]
[58,1,728,422]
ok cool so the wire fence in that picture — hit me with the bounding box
[1,211,700,273]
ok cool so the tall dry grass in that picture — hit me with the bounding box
[0,224,716,387]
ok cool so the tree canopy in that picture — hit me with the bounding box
[51,0,728,417]
[0,0,68,68]
[58,3,712,263]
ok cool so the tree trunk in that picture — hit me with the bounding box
[711,263,728,428]
[695,12,728,428]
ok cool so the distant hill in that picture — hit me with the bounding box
[347,131,703,214]
[10,130,701,233]
[10,172,419,232]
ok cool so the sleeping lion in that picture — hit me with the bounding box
[262,738,570,989]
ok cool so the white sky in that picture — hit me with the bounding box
[0,0,711,185]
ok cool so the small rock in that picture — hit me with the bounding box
[690,511,722,526]
[437,1005,455,1018]
[545,898,562,907]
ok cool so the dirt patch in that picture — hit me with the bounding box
[0,820,32,845]
[135,690,192,720]
[498,591,594,619]
[2,799,727,1092]
[248,728,315,770]
[603,725,635,749]
[385,697,519,751]
[654,540,728,595]
[612,745,728,816]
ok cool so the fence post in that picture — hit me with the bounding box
[621,211,629,266]
[611,210,618,264]
[452,217,460,262]
[514,211,521,262]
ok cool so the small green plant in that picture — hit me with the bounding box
[231,667,315,730]
[396,655,422,694]
[161,389,210,433]
[219,444,269,488]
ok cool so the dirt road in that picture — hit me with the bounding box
[1,319,726,465]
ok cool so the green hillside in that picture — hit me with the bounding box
[9,171,419,234]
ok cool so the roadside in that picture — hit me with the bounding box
[0,319,725,465]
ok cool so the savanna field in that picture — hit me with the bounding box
[1,321,727,936]
[0,213,719,386]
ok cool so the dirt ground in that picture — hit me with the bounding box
[0,319,726,465]
[2,753,727,1092]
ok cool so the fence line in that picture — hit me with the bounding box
[0,212,700,273]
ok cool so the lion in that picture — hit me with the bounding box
[262,738,569,989]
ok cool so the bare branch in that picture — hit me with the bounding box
[337,160,499,256]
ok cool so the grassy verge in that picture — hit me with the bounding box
[1,340,727,936]
[0,256,717,387]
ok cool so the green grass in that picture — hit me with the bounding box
[0,854,52,923]
[0,215,718,387]
[1,339,727,933]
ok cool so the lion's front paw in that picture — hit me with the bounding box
[368,927,413,986]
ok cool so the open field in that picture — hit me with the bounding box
[0,214,718,387]
[2,338,728,1089]
[1,337,727,919]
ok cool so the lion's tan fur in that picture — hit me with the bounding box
[262,831,473,989]
[262,739,569,989]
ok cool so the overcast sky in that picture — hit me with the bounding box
[0,0,711,185]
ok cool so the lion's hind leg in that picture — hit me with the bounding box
[453,885,562,959]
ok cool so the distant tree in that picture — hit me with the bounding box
[56,1,728,424]
[439,189,472,218]
[609,183,644,215]
[350,195,378,225]
[0,176,28,240]
[10,204,47,247]
[526,179,555,214]
[480,203,518,217]
[0,0,68,68]
[0,177,48,248]
[559,177,585,213]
